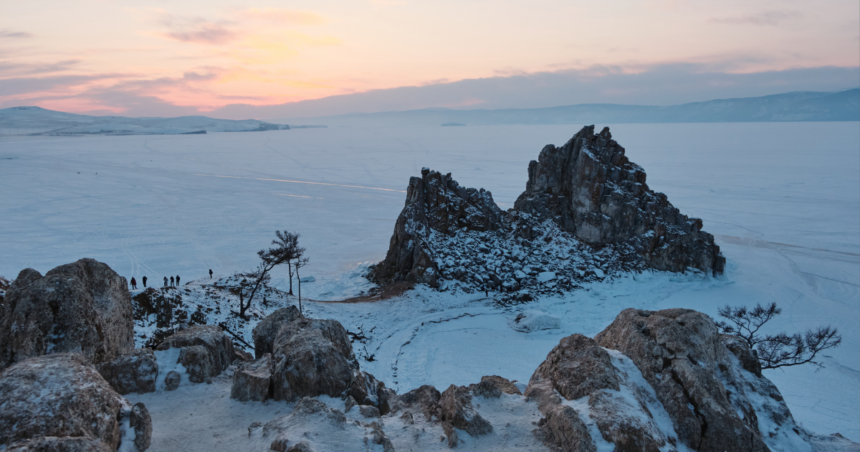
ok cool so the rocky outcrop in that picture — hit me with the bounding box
[521,308,831,452]
[371,167,506,286]
[231,352,273,402]
[0,353,150,451]
[157,325,234,382]
[370,126,725,293]
[253,306,303,359]
[514,126,724,275]
[96,348,158,394]
[468,375,522,398]
[270,317,359,401]
[593,308,773,451]
[348,370,396,415]
[440,384,493,437]
[0,259,134,370]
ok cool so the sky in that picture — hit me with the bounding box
[1,0,858,119]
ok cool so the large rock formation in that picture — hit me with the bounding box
[514,126,724,274]
[523,308,832,452]
[371,167,506,285]
[270,317,359,401]
[0,353,151,451]
[0,258,134,370]
[370,126,725,293]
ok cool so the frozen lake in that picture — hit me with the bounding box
[2,122,858,440]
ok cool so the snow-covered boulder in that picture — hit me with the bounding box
[0,353,151,451]
[440,384,493,438]
[270,317,359,401]
[97,348,158,394]
[0,259,134,370]
[348,370,397,415]
[231,352,273,402]
[512,310,561,332]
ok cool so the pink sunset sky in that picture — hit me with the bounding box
[1,0,858,119]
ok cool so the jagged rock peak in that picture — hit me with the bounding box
[371,167,506,285]
[515,125,725,275]
[370,125,725,290]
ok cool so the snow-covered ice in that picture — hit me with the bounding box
[1,122,858,441]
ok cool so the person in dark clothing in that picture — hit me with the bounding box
[209,269,213,279]
[142,276,147,288]
[163,276,168,287]
[170,276,175,287]
[176,275,180,286]
[130,277,137,290]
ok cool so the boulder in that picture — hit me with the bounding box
[359,405,381,418]
[513,126,724,275]
[594,308,781,451]
[129,403,152,452]
[468,375,521,398]
[164,370,181,391]
[253,306,303,359]
[270,317,359,401]
[529,334,619,400]
[231,352,273,402]
[348,370,396,415]
[0,259,134,370]
[157,325,234,374]
[0,353,148,451]
[396,384,442,421]
[178,345,214,384]
[96,348,158,394]
[439,384,493,437]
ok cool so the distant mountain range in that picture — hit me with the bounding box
[279,88,859,127]
[1,89,856,135]
[0,106,291,136]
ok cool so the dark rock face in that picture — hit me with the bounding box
[0,353,146,451]
[528,334,619,400]
[164,370,180,391]
[0,259,134,370]
[468,375,521,398]
[96,348,158,394]
[231,353,273,402]
[270,317,359,401]
[514,126,724,275]
[348,370,396,415]
[371,167,506,285]
[370,126,725,290]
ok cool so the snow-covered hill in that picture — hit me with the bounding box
[0,106,289,136]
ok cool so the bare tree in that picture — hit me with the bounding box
[294,256,309,314]
[236,230,302,318]
[717,302,841,370]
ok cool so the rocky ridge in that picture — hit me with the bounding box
[370,126,725,296]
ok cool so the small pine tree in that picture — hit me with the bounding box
[716,302,841,370]
[237,230,303,318]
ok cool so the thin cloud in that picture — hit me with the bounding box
[0,29,33,39]
[236,8,326,26]
[159,15,239,45]
[0,60,81,77]
[710,10,802,26]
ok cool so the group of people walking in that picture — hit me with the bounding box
[129,269,214,290]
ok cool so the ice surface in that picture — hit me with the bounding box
[1,123,858,441]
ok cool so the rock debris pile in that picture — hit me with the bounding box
[370,126,725,296]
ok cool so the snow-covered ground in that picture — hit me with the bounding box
[1,123,858,441]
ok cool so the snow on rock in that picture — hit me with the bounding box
[0,353,151,451]
[512,310,562,332]
[369,125,725,299]
[0,259,134,370]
